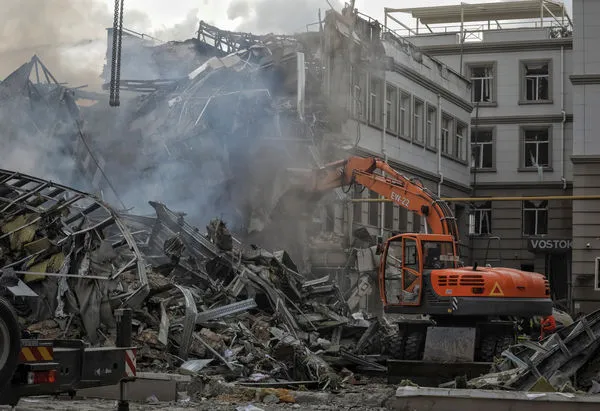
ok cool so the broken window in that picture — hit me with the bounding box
[441,115,453,155]
[351,68,367,121]
[369,77,382,126]
[455,122,466,161]
[413,99,424,144]
[470,65,494,103]
[426,105,437,148]
[522,61,550,101]
[473,201,492,235]
[386,84,398,134]
[523,200,548,236]
[399,91,411,138]
[368,190,379,226]
[523,127,550,168]
[471,129,494,169]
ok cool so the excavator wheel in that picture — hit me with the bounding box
[478,333,513,362]
[403,331,425,360]
[385,330,405,359]
[0,297,20,392]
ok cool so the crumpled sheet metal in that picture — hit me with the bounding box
[0,168,148,341]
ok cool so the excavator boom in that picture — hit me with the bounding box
[302,156,459,243]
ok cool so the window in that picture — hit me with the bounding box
[412,212,421,233]
[523,200,548,236]
[455,122,466,161]
[399,92,411,138]
[352,69,367,121]
[386,84,398,134]
[471,129,494,169]
[441,115,453,155]
[398,207,407,232]
[426,105,437,148]
[384,201,394,230]
[469,64,495,103]
[368,190,379,226]
[369,77,382,126]
[523,127,550,168]
[325,204,335,232]
[413,99,424,143]
[595,257,600,291]
[472,201,492,235]
[403,238,419,271]
[521,61,551,102]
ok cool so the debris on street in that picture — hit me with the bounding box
[466,309,600,393]
[0,168,399,391]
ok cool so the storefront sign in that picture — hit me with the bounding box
[528,239,572,252]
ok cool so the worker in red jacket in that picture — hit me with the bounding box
[540,315,557,340]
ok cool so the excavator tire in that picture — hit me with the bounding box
[385,330,405,360]
[403,331,425,360]
[0,297,20,392]
[478,334,513,362]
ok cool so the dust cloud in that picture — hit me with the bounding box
[227,0,342,34]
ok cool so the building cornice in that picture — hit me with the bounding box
[391,63,474,113]
[571,155,600,164]
[472,114,573,125]
[419,38,573,56]
[351,146,472,193]
[473,181,573,190]
[570,74,600,85]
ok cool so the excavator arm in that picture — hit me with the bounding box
[301,156,459,243]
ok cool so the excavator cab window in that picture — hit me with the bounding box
[422,241,457,269]
[382,236,422,306]
[383,238,403,303]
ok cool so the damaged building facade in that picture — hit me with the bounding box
[310,7,473,311]
[66,9,475,314]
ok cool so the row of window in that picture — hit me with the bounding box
[469,60,551,105]
[352,70,468,163]
[473,200,548,236]
[471,126,551,170]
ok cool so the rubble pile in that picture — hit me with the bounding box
[464,309,600,394]
[0,169,396,390]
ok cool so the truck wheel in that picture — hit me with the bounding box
[0,297,20,391]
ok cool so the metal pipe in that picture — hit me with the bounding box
[351,194,600,203]
[437,93,442,197]
[561,45,567,190]
[380,69,388,237]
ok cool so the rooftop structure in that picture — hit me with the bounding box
[384,0,572,42]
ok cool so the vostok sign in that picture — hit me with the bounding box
[528,238,572,252]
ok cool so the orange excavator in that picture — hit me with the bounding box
[296,156,552,362]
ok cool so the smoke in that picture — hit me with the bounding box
[0,0,112,90]
[227,0,342,34]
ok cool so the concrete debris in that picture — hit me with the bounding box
[0,169,402,391]
[467,308,600,393]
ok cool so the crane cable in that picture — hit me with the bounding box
[109,0,125,107]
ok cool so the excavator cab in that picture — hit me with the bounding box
[380,234,458,308]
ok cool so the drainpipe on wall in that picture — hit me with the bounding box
[437,93,443,196]
[560,45,567,190]
[380,68,388,238]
